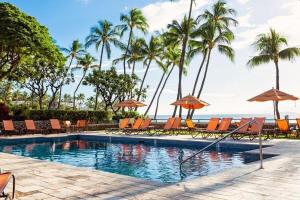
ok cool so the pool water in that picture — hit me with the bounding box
[0,137,267,183]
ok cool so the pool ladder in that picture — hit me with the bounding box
[179,119,264,174]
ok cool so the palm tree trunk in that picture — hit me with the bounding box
[275,61,280,119]
[154,65,175,119]
[99,43,105,70]
[123,28,133,74]
[137,59,152,102]
[187,51,207,118]
[73,70,87,109]
[131,61,136,76]
[173,0,193,118]
[58,56,74,109]
[144,72,166,116]
[94,88,99,110]
[190,49,212,119]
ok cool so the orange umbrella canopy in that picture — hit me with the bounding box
[248,88,299,102]
[116,99,146,108]
[171,95,209,110]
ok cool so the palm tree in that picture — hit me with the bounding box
[165,16,196,117]
[76,93,85,110]
[154,46,181,119]
[136,36,163,103]
[59,40,85,109]
[247,29,300,119]
[85,20,124,70]
[120,8,148,74]
[72,54,97,109]
[190,0,237,118]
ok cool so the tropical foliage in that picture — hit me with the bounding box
[1,0,299,121]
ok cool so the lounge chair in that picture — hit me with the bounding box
[2,120,21,135]
[171,117,182,135]
[24,120,45,134]
[238,117,265,140]
[49,119,66,134]
[0,172,15,200]
[296,118,300,138]
[123,118,143,134]
[185,119,196,134]
[231,118,252,140]
[212,118,232,138]
[75,120,88,132]
[192,118,220,138]
[63,120,73,133]
[107,118,130,133]
[275,119,290,138]
[155,117,175,135]
[136,118,152,133]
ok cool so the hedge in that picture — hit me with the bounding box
[11,109,113,123]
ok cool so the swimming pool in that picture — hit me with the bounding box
[0,135,273,183]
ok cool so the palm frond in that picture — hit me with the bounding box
[279,47,300,61]
[247,54,273,68]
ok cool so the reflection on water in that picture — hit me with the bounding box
[0,140,252,183]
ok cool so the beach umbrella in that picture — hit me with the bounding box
[116,99,146,109]
[171,95,209,116]
[248,88,299,119]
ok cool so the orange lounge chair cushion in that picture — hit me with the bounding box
[186,119,195,129]
[172,118,181,129]
[25,120,36,130]
[238,118,252,132]
[50,119,61,130]
[132,118,143,129]
[217,118,232,131]
[249,117,265,133]
[276,119,289,132]
[0,172,12,193]
[3,120,15,131]
[140,118,151,129]
[119,118,129,129]
[164,118,175,130]
[206,118,220,131]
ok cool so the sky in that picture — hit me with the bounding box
[2,0,300,116]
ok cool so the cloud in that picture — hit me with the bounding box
[142,0,209,32]
[233,1,300,50]
[236,0,250,5]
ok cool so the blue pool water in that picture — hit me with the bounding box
[0,136,270,183]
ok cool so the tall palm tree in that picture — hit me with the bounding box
[136,36,163,103]
[59,40,85,109]
[85,20,124,70]
[113,37,145,77]
[154,46,181,119]
[190,0,237,118]
[72,54,97,109]
[165,16,196,117]
[247,29,300,119]
[120,8,148,74]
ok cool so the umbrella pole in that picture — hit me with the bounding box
[273,101,276,120]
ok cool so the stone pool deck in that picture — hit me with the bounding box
[1,132,300,200]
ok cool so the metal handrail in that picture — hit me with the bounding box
[179,119,264,172]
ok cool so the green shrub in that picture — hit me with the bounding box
[112,111,142,121]
[11,109,112,123]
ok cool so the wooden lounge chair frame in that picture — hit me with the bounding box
[192,118,220,138]
[211,118,232,138]
[0,172,15,200]
[24,120,45,134]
